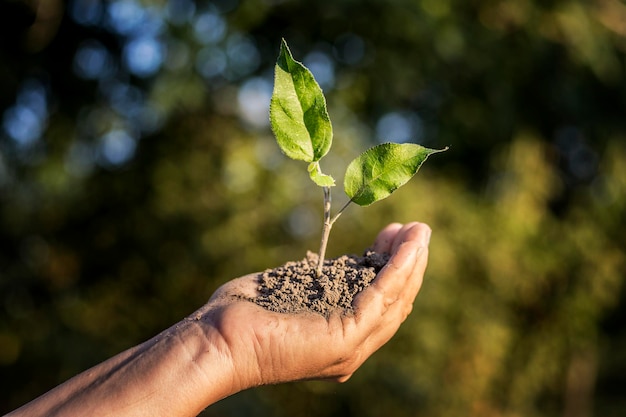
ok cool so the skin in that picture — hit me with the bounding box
[7,222,431,417]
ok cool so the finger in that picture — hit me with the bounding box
[401,242,430,305]
[390,222,430,255]
[396,249,428,311]
[352,222,431,324]
[352,238,421,321]
[377,222,431,296]
[373,225,431,333]
[357,242,430,351]
[372,222,404,253]
[383,244,429,324]
[391,222,431,300]
[373,241,423,310]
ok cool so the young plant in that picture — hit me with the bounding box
[270,39,447,277]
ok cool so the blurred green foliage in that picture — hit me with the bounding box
[1,0,625,416]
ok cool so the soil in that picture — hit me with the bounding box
[251,250,390,317]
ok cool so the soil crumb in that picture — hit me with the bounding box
[252,250,390,317]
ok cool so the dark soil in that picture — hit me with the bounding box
[251,251,390,317]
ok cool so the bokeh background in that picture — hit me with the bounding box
[1,0,625,415]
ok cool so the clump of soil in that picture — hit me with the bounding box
[252,250,390,317]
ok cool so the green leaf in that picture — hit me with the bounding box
[344,143,448,206]
[269,39,333,163]
[308,162,336,187]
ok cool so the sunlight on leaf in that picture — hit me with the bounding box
[344,143,448,206]
[269,39,333,163]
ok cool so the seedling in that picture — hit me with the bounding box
[270,39,447,277]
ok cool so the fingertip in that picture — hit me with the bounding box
[372,222,404,253]
[411,222,432,247]
[391,222,431,254]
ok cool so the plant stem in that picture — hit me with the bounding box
[332,199,352,224]
[316,189,353,278]
[316,186,332,278]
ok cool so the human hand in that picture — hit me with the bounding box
[5,222,430,417]
[196,222,431,391]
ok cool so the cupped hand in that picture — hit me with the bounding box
[198,222,431,392]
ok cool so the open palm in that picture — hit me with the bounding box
[201,222,431,389]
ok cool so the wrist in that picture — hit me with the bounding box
[190,303,262,401]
